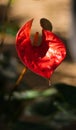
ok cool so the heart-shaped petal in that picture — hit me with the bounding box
[16,19,66,79]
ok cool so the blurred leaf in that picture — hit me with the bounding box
[13,90,40,100]
[42,88,57,97]
[6,25,19,36]
[4,88,58,100]
[0,23,19,36]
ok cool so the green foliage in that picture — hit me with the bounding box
[10,87,57,100]
[6,24,19,36]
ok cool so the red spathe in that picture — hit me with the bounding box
[16,19,66,79]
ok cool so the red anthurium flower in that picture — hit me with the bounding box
[16,19,66,79]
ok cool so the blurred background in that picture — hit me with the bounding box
[0,0,76,130]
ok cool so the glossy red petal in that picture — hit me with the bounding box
[16,19,66,79]
[16,19,33,63]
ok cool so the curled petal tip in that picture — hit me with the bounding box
[16,19,34,44]
[19,18,34,35]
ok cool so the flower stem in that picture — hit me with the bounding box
[0,0,12,50]
[0,34,5,50]
[9,67,27,99]
[15,67,27,88]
